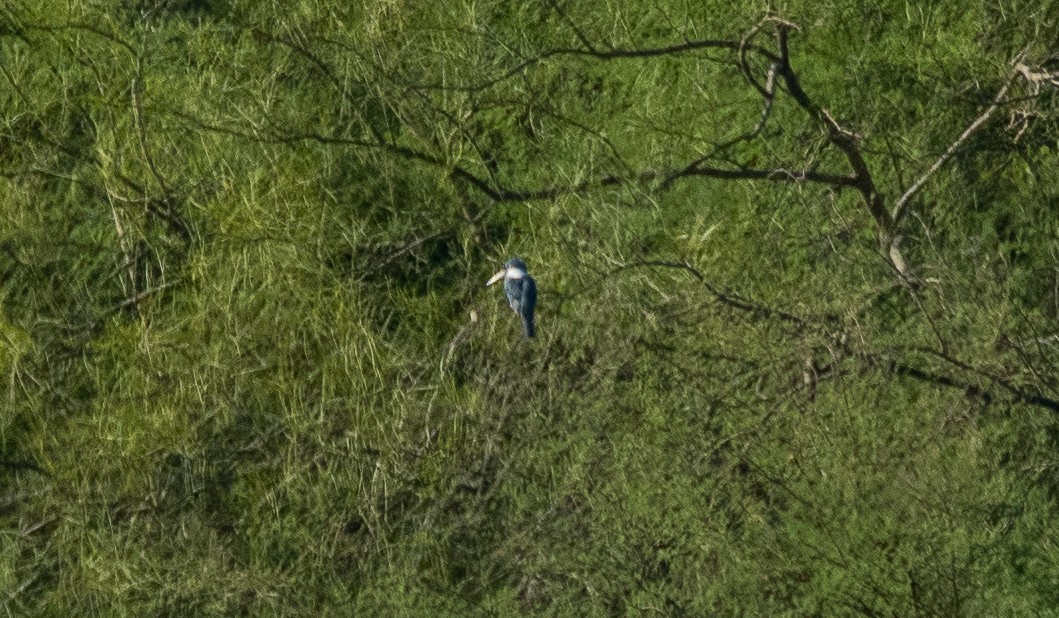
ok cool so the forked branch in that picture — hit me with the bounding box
[890,57,1026,227]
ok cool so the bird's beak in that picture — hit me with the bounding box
[485,268,506,287]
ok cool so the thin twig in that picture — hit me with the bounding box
[171,111,862,203]
[400,38,778,93]
[772,27,892,234]
[0,459,48,474]
[603,259,812,328]
[545,0,598,54]
[739,17,793,98]
[131,57,171,199]
[890,57,1025,226]
[664,62,779,189]
[902,344,1059,408]
[109,205,136,296]
[109,280,180,314]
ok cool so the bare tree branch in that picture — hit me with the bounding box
[890,59,1025,227]
[606,261,1059,412]
[770,26,893,235]
[169,111,862,204]
[221,17,914,280]
[131,64,170,199]
[629,260,813,328]
[109,280,180,314]
[173,19,1033,289]
[398,38,778,93]
[664,61,780,189]
[899,345,1059,411]
[21,21,138,56]
[739,16,793,98]
[545,0,599,54]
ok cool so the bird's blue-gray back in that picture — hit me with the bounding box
[504,275,537,338]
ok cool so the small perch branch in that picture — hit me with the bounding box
[890,58,1024,226]
[109,280,180,314]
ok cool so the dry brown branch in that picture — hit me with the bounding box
[1015,63,1059,90]
[109,280,180,314]
[664,61,780,188]
[203,17,912,280]
[170,112,862,204]
[599,260,814,328]
[440,307,481,376]
[900,345,1059,411]
[890,57,1025,227]
[397,38,778,93]
[770,26,893,237]
[739,16,797,98]
[746,21,925,280]
[176,19,1033,289]
[131,58,171,199]
[106,194,137,298]
[619,261,1059,412]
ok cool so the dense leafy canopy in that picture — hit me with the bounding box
[3,0,1059,615]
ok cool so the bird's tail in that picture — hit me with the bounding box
[522,316,535,338]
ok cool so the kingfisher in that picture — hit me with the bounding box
[486,257,537,338]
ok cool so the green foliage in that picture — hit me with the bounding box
[3,0,1059,615]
